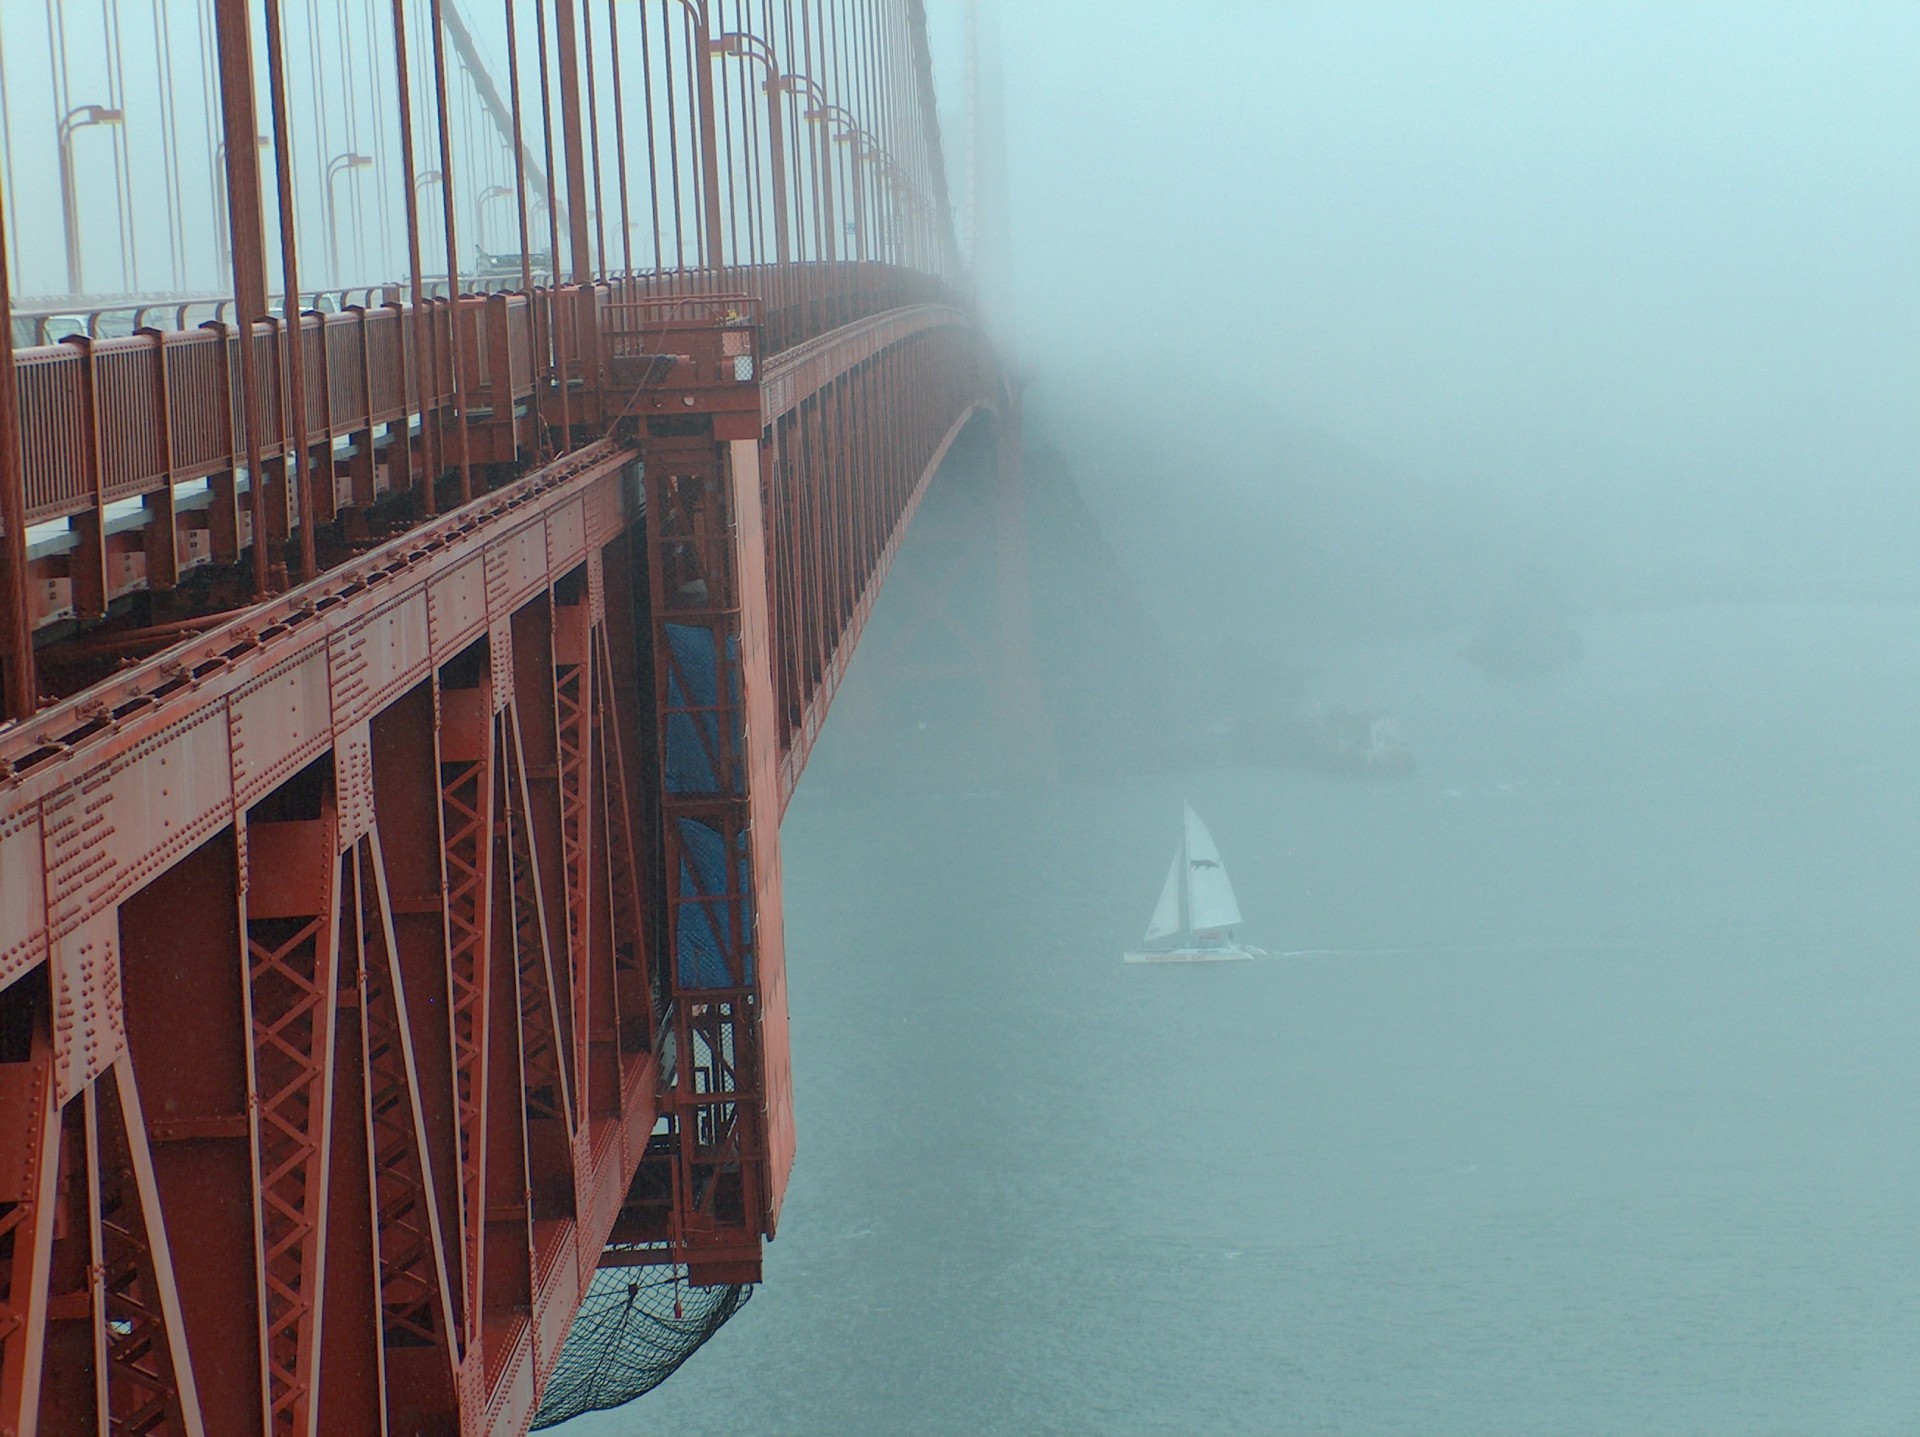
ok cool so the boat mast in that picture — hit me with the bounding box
[1178,820,1189,939]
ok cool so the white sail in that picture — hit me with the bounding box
[1182,804,1242,932]
[1143,849,1183,942]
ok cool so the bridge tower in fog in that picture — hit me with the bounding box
[0,1,1032,1430]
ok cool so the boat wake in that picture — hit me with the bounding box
[1275,941,1657,959]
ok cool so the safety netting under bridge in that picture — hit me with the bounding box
[530,1264,752,1428]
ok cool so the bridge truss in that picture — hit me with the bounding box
[0,2,1007,1433]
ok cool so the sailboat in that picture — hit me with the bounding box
[1123,805,1262,964]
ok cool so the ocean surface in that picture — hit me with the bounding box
[572,600,1920,1435]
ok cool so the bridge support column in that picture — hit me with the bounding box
[638,421,791,1286]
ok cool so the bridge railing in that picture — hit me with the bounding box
[3,261,948,526]
[3,263,952,636]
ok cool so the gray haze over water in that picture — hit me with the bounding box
[585,600,1920,1435]
[571,3,1920,1432]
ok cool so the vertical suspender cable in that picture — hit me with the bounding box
[501,0,534,292]
[0,165,36,719]
[686,0,721,271]
[637,0,664,272]
[46,1,72,294]
[868,0,884,262]
[858,0,877,262]
[200,0,222,290]
[870,0,889,263]
[606,0,634,278]
[305,0,330,286]
[660,0,685,270]
[153,0,188,291]
[829,0,852,263]
[779,0,807,264]
[799,0,825,262]
[852,0,871,260]
[212,0,275,596]
[717,0,740,268]
[870,0,887,265]
[782,0,802,272]
[743,0,765,268]
[105,0,137,290]
[893,0,914,266]
[825,0,848,261]
[553,2,595,284]
[393,0,439,512]
[738,0,764,268]
[0,19,21,298]
[582,0,608,279]
[532,0,574,438]
[338,0,362,283]
[366,0,395,280]
[461,69,478,267]
[262,0,317,580]
[502,0,550,458]
[427,0,476,500]
[872,0,889,261]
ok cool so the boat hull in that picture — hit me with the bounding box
[1122,946,1257,965]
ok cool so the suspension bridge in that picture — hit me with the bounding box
[0,1,1022,1431]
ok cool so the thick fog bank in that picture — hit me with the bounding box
[965,1,1920,644]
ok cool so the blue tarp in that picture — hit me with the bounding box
[675,816,755,988]
[662,622,742,795]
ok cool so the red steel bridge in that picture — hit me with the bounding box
[0,1,1016,1432]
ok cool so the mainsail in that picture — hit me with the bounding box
[1141,805,1243,944]
[1182,804,1242,932]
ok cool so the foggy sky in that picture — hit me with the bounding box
[6,1,1916,612]
[948,1,1920,619]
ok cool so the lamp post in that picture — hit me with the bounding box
[869,153,926,268]
[475,184,514,255]
[413,170,446,278]
[529,199,552,280]
[58,105,126,295]
[324,151,373,285]
[781,75,838,262]
[213,135,271,274]
[670,0,726,267]
[814,106,872,262]
[851,132,917,267]
[711,32,791,265]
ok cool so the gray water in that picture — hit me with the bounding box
[578,600,1920,1435]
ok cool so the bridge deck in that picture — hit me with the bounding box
[0,278,997,1433]
[0,0,990,1428]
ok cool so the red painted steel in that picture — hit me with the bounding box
[0,2,1004,1430]
[0,290,1001,1431]
[7,264,945,654]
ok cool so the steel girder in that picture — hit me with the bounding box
[0,440,660,1436]
[0,299,1001,1433]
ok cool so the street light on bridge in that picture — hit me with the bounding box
[840,128,928,269]
[475,184,515,252]
[213,134,271,275]
[814,106,892,263]
[710,32,793,266]
[780,75,839,262]
[324,152,374,286]
[868,152,930,269]
[58,105,126,296]
[411,169,448,278]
